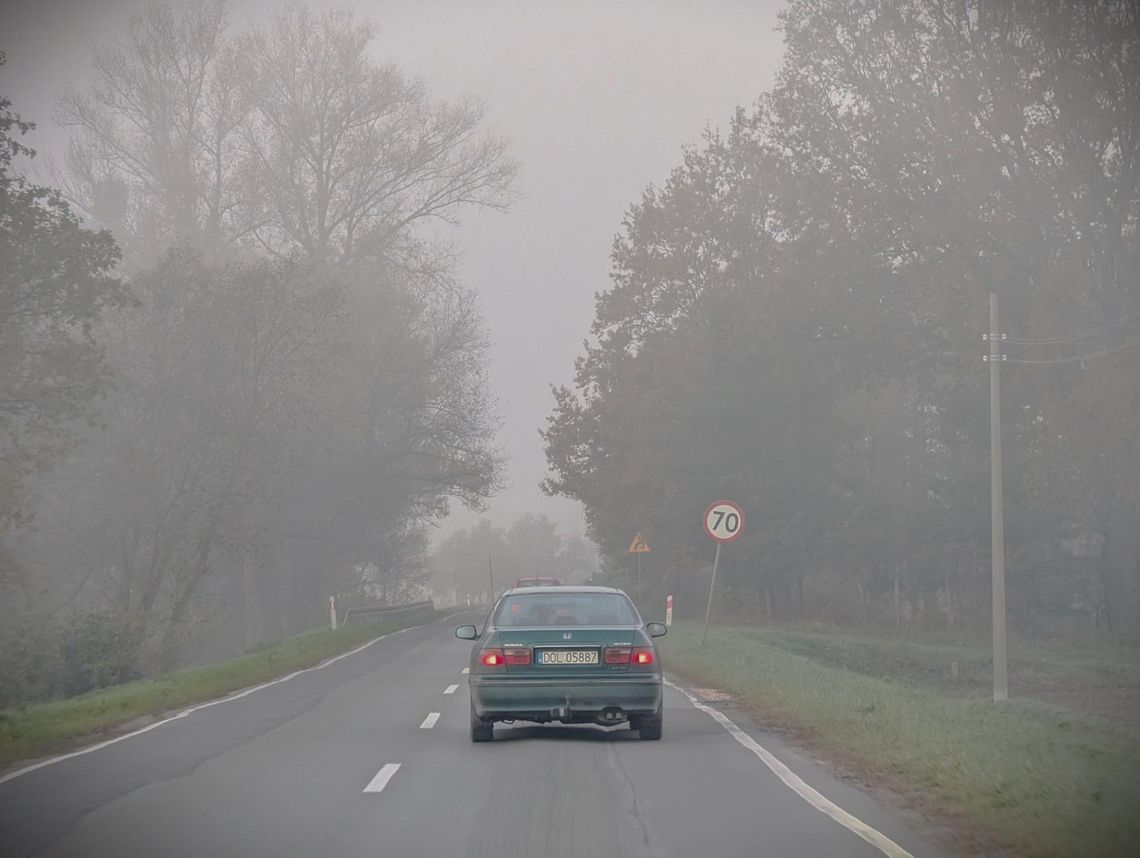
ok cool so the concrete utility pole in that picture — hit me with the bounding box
[986,293,1009,702]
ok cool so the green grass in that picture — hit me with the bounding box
[0,608,442,770]
[663,622,1140,858]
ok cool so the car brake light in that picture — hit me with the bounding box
[604,646,632,664]
[504,647,531,665]
[632,647,655,665]
[480,648,505,667]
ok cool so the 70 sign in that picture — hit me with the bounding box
[703,500,745,544]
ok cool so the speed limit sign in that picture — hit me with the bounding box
[703,500,745,544]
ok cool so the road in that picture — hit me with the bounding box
[0,614,951,858]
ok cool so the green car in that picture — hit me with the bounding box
[455,585,667,742]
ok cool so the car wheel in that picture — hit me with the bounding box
[637,703,663,741]
[470,701,493,743]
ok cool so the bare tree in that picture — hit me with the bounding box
[58,1,250,259]
[237,6,516,270]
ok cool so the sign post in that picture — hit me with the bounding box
[628,532,651,588]
[700,500,745,645]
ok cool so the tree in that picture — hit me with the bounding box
[59,2,516,275]
[432,520,507,601]
[238,6,515,271]
[58,1,247,258]
[545,0,1140,634]
[0,88,127,532]
[25,247,341,664]
[26,2,512,664]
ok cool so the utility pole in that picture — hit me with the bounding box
[487,556,496,605]
[984,292,1008,702]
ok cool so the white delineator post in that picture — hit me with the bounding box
[666,594,674,627]
[329,595,338,631]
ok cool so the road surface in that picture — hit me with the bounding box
[0,614,951,857]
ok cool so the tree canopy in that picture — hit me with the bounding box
[544,0,1140,634]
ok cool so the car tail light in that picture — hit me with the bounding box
[504,647,531,665]
[632,647,655,665]
[604,646,632,664]
[480,648,505,667]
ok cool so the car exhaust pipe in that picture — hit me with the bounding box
[598,707,626,724]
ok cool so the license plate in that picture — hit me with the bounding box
[538,649,599,665]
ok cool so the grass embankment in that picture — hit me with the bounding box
[664,622,1140,858]
[0,608,442,771]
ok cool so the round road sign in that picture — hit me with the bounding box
[703,500,745,544]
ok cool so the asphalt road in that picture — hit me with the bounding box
[0,614,952,858]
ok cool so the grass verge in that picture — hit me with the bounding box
[0,608,443,771]
[663,621,1140,858]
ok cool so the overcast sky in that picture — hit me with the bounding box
[1,0,787,542]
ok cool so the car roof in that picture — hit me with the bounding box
[500,585,626,597]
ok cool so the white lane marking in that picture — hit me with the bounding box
[363,763,401,794]
[461,667,470,674]
[444,684,459,695]
[420,712,441,729]
[0,612,469,786]
[665,679,914,858]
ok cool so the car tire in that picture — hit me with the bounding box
[637,703,663,741]
[470,701,493,743]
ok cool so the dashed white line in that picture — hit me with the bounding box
[420,712,441,729]
[665,679,913,858]
[444,684,459,695]
[461,667,470,674]
[363,763,401,794]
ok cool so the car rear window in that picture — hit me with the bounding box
[495,593,639,627]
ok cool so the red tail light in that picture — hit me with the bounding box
[480,648,504,667]
[504,647,531,665]
[632,647,655,665]
[604,646,632,664]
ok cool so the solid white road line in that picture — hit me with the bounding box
[444,684,459,695]
[665,679,914,858]
[0,612,468,786]
[363,763,401,794]
[461,667,470,674]
[420,712,441,729]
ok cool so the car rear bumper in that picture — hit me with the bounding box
[470,675,662,721]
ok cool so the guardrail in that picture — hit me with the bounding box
[340,600,434,627]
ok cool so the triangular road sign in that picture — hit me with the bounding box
[628,532,652,553]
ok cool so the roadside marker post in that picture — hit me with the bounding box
[666,594,673,626]
[329,595,337,631]
[700,500,745,646]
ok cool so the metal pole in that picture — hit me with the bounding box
[488,556,496,604]
[701,543,722,646]
[989,292,1008,702]
[637,554,642,588]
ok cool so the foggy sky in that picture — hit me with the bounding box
[0,0,787,541]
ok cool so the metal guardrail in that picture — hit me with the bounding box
[340,600,433,626]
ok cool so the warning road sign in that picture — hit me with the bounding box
[628,532,652,553]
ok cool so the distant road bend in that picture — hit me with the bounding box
[0,614,948,858]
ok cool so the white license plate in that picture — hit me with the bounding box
[538,649,599,665]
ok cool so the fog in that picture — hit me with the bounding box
[1,3,1138,854]
[2,0,786,539]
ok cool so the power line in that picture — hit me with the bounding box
[1003,310,1140,345]
[1005,337,1140,364]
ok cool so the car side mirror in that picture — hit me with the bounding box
[455,624,479,640]
[646,622,667,638]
